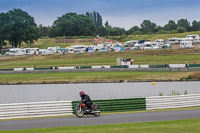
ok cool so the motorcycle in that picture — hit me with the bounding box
[75,102,100,118]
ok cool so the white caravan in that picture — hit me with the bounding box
[186,34,200,43]
[167,38,181,44]
[9,48,26,56]
[180,41,194,48]
[47,47,60,53]
[124,40,139,47]
[143,42,152,50]
[26,48,39,55]
[154,39,164,45]
[70,45,88,53]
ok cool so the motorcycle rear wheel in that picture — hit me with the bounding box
[93,105,100,117]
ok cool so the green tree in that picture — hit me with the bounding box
[191,20,200,31]
[126,26,140,35]
[38,24,50,38]
[140,20,157,33]
[53,13,95,36]
[164,20,177,31]
[86,11,103,27]
[8,9,38,48]
[0,12,11,52]
[177,19,190,31]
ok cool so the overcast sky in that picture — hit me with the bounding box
[1,0,200,30]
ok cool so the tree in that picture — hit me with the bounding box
[8,9,38,48]
[191,20,200,31]
[126,26,140,35]
[0,12,11,52]
[140,20,156,33]
[38,24,50,38]
[53,13,95,36]
[86,11,103,27]
[177,19,190,31]
[164,20,177,31]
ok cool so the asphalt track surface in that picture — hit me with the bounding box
[0,109,200,131]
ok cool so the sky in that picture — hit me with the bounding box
[1,0,200,30]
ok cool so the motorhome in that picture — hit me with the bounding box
[41,49,55,55]
[26,48,39,55]
[47,47,60,53]
[167,38,181,44]
[143,42,152,50]
[180,41,194,48]
[154,39,164,45]
[186,34,200,43]
[124,40,139,47]
[70,45,88,53]
[9,48,26,56]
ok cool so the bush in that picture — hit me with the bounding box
[177,27,186,33]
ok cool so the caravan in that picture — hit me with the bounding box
[186,34,200,43]
[70,45,88,53]
[180,41,194,48]
[9,48,26,56]
[26,48,39,55]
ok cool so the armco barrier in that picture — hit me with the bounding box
[72,98,146,113]
[34,68,51,70]
[146,94,200,110]
[0,69,13,71]
[0,101,73,120]
[189,64,200,67]
[110,65,128,68]
[149,64,167,68]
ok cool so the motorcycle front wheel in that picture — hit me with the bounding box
[75,107,84,118]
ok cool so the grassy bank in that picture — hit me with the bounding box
[1,118,200,133]
[27,31,200,49]
[1,49,200,69]
[0,71,198,84]
[111,31,200,42]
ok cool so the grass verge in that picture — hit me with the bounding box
[1,118,200,133]
[1,49,200,69]
[0,71,197,84]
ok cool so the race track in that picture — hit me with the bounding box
[0,109,200,131]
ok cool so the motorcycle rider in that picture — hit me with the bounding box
[79,91,93,112]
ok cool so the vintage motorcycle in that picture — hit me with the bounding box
[75,102,100,118]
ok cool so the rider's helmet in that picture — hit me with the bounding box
[79,91,85,96]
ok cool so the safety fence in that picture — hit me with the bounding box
[146,94,200,110]
[0,101,73,120]
[72,98,146,113]
[0,64,200,72]
[0,94,200,120]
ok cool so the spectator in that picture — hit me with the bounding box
[23,66,27,70]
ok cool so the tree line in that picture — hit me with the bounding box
[1,9,200,49]
[126,19,200,35]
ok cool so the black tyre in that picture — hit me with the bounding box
[75,107,84,118]
[93,105,100,117]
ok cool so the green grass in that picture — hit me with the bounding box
[0,71,196,84]
[1,49,200,69]
[111,31,200,42]
[1,118,200,133]
[23,31,200,49]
